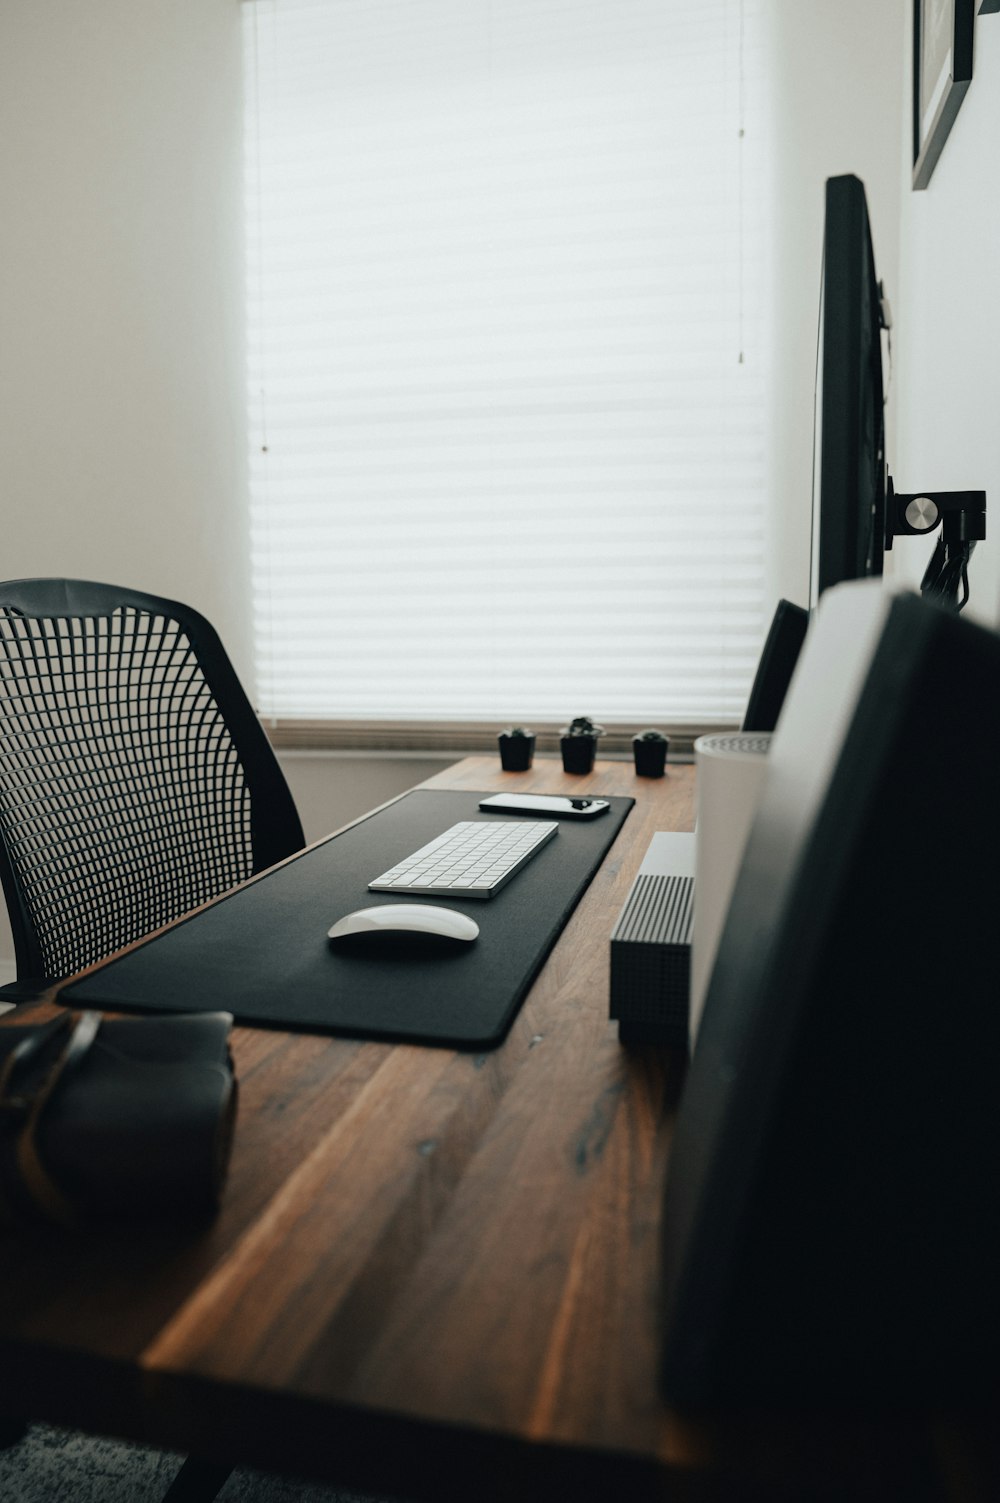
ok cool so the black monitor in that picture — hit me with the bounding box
[813,174,887,599]
[741,598,808,733]
[661,581,1000,1404]
[813,174,985,611]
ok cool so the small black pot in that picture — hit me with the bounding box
[632,736,668,778]
[560,734,598,775]
[498,733,535,772]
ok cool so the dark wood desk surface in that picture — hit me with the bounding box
[0,758,988,1501]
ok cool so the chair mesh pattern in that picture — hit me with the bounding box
[0,604,256,980]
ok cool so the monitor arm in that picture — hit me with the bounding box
[885,477,986,611]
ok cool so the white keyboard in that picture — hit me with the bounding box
[369,819,558,899]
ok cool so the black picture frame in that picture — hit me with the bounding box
[912,0,975,189]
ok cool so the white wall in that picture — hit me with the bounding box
[0,0,251,976]
[0,0,252,677]
[278,751,456,846]
[765,0,907,611]
[893,10,1000,627]
[767,4,1000,627]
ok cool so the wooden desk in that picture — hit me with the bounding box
[0,758,980,1501]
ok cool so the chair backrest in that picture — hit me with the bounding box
[0,579,305,982]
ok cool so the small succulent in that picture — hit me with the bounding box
[562,716,605,737]
[498,724,535,770]
[633,726,669,777]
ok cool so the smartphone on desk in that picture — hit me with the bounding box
[478,794,610,819]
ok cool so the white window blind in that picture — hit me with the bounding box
[244,0,771,728]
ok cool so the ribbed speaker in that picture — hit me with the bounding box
[610,832,694,1046]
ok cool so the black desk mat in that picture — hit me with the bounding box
[61,790,634,1049]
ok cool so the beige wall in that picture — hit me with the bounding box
[766,2,1000,627]
[893,10,1000,627]
[0,0,251,977]
[277,751,457,846]
[0,0,252,678]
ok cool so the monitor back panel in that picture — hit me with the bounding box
[661,583,1000,1403]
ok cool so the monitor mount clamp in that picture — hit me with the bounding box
[884,477,986,611]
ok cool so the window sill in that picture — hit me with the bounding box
[260,719,736,760]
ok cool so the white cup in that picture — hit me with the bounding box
[690,732,772,1051]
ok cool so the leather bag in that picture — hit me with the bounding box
[0,1008,237,1227]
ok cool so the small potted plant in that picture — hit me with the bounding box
[632,728,669,778]
[560,715,605,775]
[497,725,535,772]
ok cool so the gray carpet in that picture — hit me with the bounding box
[0,1424,397,1502]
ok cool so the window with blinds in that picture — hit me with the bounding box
[244,0,772,735]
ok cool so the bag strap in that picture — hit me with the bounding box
[0,1010,102,1226]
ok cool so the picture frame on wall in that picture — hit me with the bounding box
[912,0,975,189]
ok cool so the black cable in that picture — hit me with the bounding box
[920,539,973,612]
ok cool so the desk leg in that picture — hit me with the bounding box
[162,1455,234,1503]
[0,1416,27,1448]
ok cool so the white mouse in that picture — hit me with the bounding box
[327,903,479,944]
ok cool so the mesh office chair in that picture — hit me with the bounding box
[0,578,304,993]
[0,579,306,1502]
